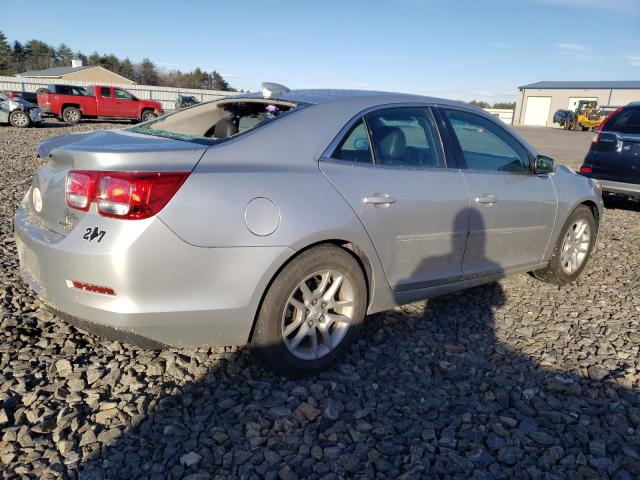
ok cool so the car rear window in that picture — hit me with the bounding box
[604,108,640,134]
[130,98,305,145]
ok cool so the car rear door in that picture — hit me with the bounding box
[440,107,557,277]
[97,87,115,116]
[319,106,471,291]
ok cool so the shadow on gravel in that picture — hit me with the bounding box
[72,208,640,479]
[603,195,640,213]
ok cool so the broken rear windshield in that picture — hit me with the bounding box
[130,98,304,144]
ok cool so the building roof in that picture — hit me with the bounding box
[16,65,95,77]
[519,80,640,90]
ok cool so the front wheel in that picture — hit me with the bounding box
[140,110,157,122]
[531,205,596,285]
[251,244,367,378]
[9,110,31,128]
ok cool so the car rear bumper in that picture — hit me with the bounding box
[598,179,640,196]
[14,205,293,348]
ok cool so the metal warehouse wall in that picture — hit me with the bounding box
[514,88,640,127]
[0,75,240,112]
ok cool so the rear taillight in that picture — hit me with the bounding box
[65,171,95,211]
[65,170,189,219]
[580,166,592,174]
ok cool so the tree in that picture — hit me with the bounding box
[56,43,74,67]
[136,58,158,85]
[493,102,516,110]
[25,40,53,70]
[119,58,135,81]
[75,51,88,66]
[12,41,26,72]
[99,54,120,73]
[0,31,13,75]
[468,100,491,109]
[88,51,101,66]
[212,70,231,91]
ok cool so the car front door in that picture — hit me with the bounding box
[441,108,557,277]
[114,88,138,118]
[320,106,470,291]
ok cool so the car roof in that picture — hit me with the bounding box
[241,88,465,109]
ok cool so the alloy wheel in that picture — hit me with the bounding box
[281,269,355,360]
[560,219,590,274]
[11,111,29,127]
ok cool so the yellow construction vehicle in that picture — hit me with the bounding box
[570,100,607,131]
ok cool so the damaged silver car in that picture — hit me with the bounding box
[0,92,44,128]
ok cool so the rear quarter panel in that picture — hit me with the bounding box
[158,104,395,312]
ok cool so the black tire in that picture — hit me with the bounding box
[141,110,157,122]
[251,244,367,378]
[581,126,589,131]
[531,205,596,286]
[9,110,31,128]
[62,106,82,125]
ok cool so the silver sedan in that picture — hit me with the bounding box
[15,83,603,377]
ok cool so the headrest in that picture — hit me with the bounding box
[214,118,239,138]
[375,127,406,162]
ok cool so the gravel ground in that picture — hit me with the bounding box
[1,121,640,479]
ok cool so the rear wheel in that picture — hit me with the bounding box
[9,110,31,128]
[141,110,157,122]
[251,244,367,378]
[531,205,596,285]
[62,106,82,125]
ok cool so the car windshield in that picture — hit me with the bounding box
[131,98,303,144]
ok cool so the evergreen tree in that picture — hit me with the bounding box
[88,51,101,66]
[12,41,26,72]
[25,40,53,70]
[136,58,158,85]
[0,31,13,75]
[192,67,206,89]
[119,58,135,80]
[56,43,74,67]
[75,51,88,66]
[211,70,230,91]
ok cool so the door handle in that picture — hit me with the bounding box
[474,193,497,204]
[363,194,396,206]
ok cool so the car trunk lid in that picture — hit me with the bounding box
[30,129,207,235]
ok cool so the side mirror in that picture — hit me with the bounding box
[534,155,555,174]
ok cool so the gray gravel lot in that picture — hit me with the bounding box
[1,121,640,479]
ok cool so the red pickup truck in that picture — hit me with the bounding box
[37,84,164,124]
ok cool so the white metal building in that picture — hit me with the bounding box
[513,81,640,127]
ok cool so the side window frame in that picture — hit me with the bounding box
[324,103,457,170]
[328,115,375,166]
[438,106,535,174]
[100,87,111,98]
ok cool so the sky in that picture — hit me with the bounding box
[1,0,639,103]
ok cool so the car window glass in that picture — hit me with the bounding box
[332,119,373,164]
[115,89,132,100]
[445,109,530,173]
[100,87,111,98]
[365,107,445,168]
[606,108,640,134]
